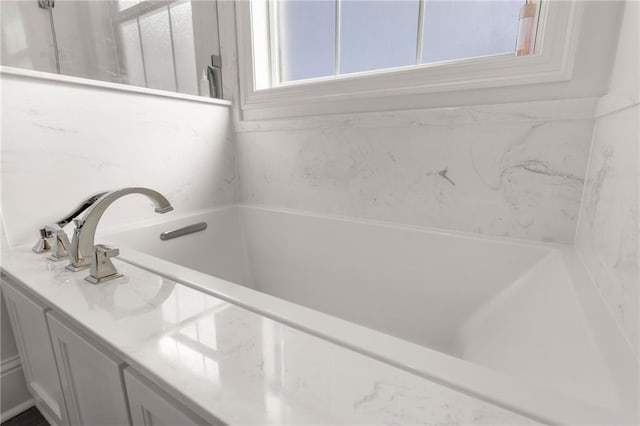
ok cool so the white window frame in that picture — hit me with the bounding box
[236,0,584,120]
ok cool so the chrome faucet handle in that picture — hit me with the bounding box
[55,192,108,228]
[33,192,107,257]
[45,224,71,262]
[32,228,53,253]
[85,245,122,284]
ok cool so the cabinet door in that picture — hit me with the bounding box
[124,368,212,426]
[2,280,68,425]
[47,313,130,426]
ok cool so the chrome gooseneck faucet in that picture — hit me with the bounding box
[66,187,173,282]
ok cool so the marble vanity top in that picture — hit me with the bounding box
[1,246,536,425]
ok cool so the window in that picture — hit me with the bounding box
[236,0,584,120]
[0,0,220,100]
[115,1,199,95]
[274,0,531,85]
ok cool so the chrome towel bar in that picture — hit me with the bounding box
[160,222,207,241]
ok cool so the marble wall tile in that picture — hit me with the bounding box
[576,105,639,356]
[0,72,238,248]
[575,1,639,357]
[237,102,595,243]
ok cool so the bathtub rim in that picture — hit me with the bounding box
[104,205,639,425]
[101,203,570,252]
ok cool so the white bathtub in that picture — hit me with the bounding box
[106,205,638,424]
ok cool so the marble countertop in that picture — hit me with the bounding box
[1,246,536,425]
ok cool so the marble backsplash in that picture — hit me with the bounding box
[0,71,238,248]
[236,98,597,244]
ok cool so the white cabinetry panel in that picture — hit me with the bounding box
[1,280,67,425]
[47,312,130,426]
[124,368,210,426]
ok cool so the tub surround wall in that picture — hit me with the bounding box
[576,1,639,356]
[236,98,596,243]
[0,70,238,248]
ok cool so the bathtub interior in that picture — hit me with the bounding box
[105,205,631,413]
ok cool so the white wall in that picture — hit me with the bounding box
[0,70,237,248]
[576,1,639,357]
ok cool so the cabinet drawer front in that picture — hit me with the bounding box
[124,368,212,426]
[1,281,66,425]
[47,313,130,426]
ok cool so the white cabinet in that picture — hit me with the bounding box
[47,312,130,426]
[3,275,213,426]
[124,368,212,426]
[1,279,68,425]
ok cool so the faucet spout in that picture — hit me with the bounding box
[66,187,173,271]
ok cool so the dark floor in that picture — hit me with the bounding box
[1,407,48,426]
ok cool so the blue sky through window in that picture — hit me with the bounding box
[278,0,525,83]
[279,0,335,81]
[422,0,524,63]
[340,0,419,74]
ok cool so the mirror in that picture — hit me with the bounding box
[0,0,222,98]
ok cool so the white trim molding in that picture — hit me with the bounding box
[0,67,231,108]
[0,356,34,423]
[1,400,35,424]
[235,0,586,120]
[1,355,22,374]
[234,96,599,133]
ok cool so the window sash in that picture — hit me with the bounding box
[266,0,540,87]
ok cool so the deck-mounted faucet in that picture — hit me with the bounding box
[66,187,173,283]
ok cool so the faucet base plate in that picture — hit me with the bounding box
[85,273,122,285]
[47,254,69,262]
[66,263,90,272]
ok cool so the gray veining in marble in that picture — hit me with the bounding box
[576,105,639,355]
[0,73,238,248]
[237,111,594,243]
